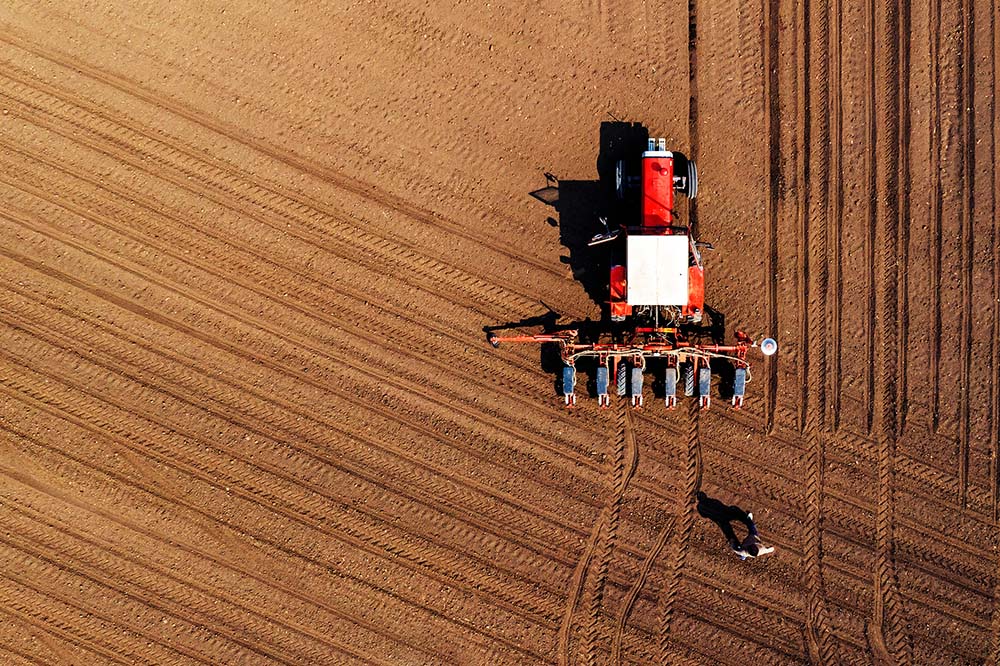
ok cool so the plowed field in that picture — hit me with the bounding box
[1,1,997,664]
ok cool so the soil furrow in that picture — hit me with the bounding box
[0,383,565,664]
[19,243,980,624]
[0,212,611,488]
[0,140,619,472]
[0,601,140,666]
[0,558,219,666]
[2,482,446,665]
[0,19,606,279]
[0,415,548,664]
[0,70,543,323]
[956,0,975,509]
[795,0,811,435]
[928,0,944,433]
[0,526,354,666]
[0,339,566,630]
[0,278,590,572]
[828,0,844,431]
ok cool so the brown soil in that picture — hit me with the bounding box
[0,1,996,664]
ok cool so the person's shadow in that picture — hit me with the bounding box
[696,491,753,548]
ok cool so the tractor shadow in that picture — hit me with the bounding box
[529,121,649,319]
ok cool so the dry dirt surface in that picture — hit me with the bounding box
[0,1,997,664]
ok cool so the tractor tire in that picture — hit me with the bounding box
[685,159,698,199]
[616,361,628,396]
[682,362,695,397]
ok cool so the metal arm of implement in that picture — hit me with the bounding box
[487,329,773,410]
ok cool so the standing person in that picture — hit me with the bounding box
[696,491,775,560]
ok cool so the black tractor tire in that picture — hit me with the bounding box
[616,361,628,397]
[682,362,695,397]
[685,158,698,199]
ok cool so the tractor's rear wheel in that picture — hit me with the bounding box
[685,159,698,199]
[671,153,698,200]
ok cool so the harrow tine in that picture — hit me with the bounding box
[596,364,610,408]
[698,365,712,410]
[664,366,678,409]
[562,365,577,408]
[630,365,644,408]
[731,366,747,409]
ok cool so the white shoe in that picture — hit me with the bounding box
[747,512,754,521]
[758,545,775,556]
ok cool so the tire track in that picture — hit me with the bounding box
[802,0,836,657]
[956,0,975,509]
[557,515,604,666]
[795,0,812,435]
[928,0,944,433]
[762,0,780,435]
[829,0,844,431]
[611,517,673,666]
[580,405,639,666]
[869,0,912,658]
[656,400,702,660]
[803,429,836,664]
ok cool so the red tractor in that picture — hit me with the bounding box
[489,138,776,409]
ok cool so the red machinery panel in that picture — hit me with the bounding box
[641,156,675,229]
